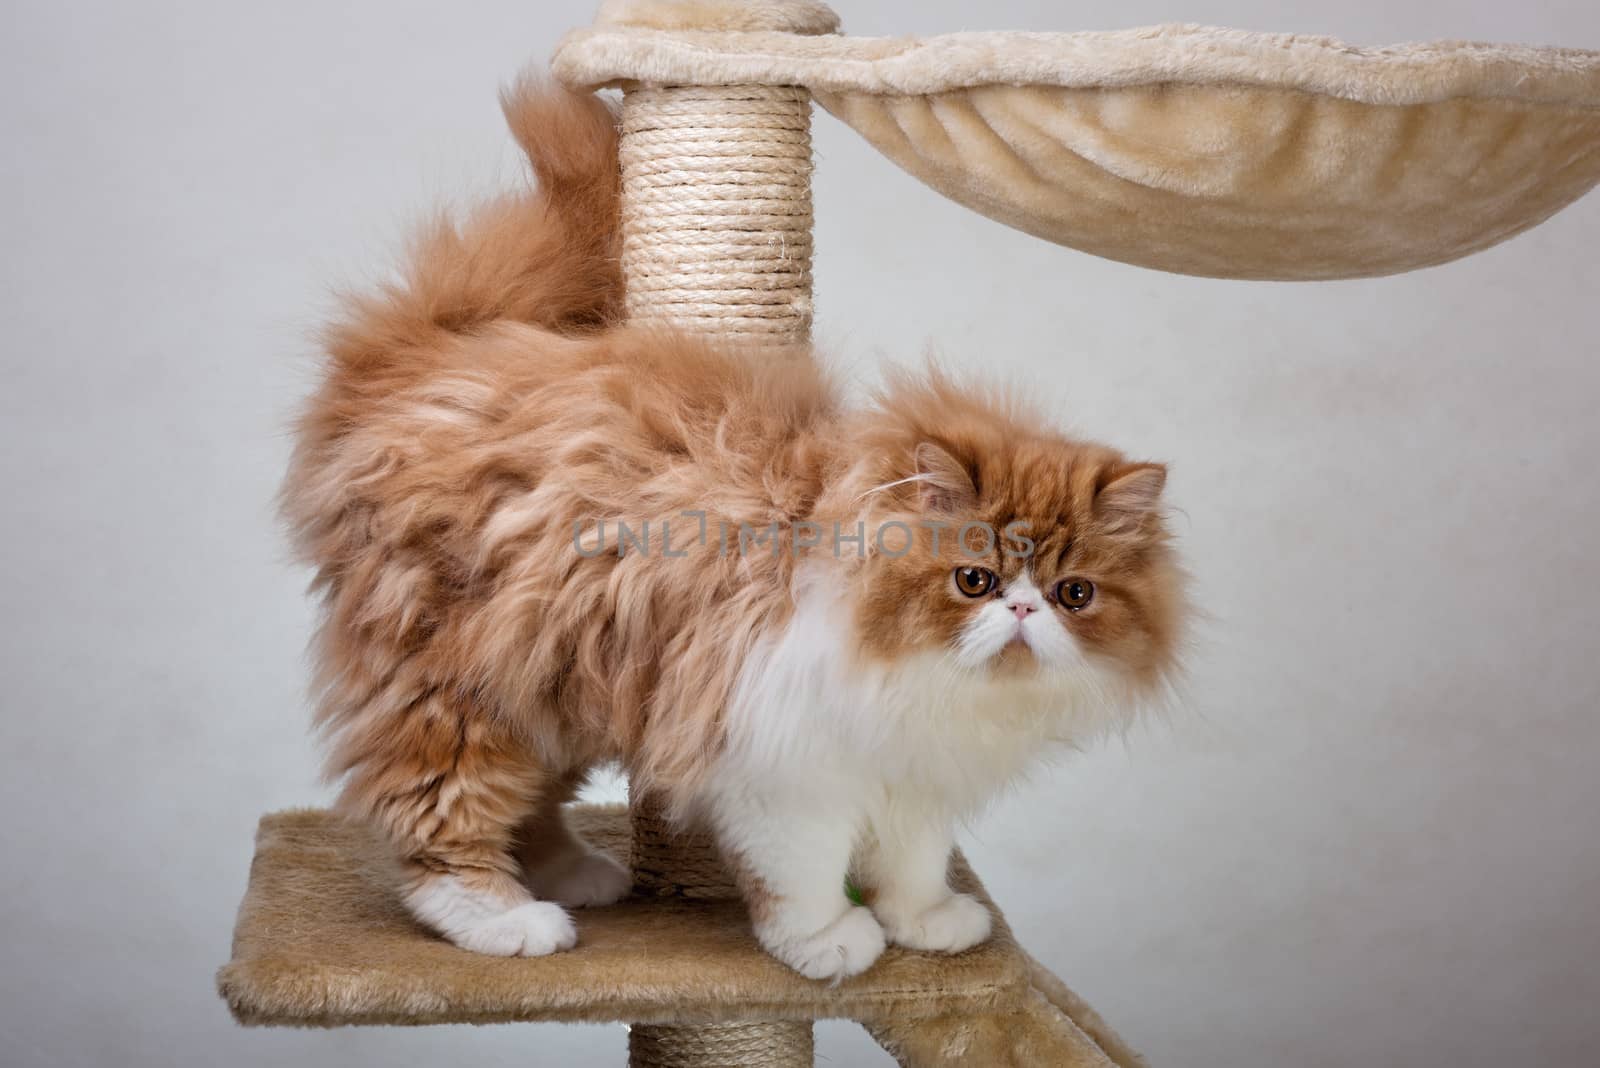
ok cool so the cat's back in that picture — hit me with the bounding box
[286,317,841,585]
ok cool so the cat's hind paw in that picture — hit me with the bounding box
[763,905,886,982]
[878,892,992,954]
[530,850,632,908]
[446,900,578,957]
[409,874,580,957]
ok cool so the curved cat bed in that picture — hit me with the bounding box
[556,18,1600,279]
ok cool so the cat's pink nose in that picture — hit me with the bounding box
[1010,603,1036,621]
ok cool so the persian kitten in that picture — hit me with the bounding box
[283,84,1186,980]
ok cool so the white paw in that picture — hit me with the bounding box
[762,906,887,982]
[877,892,992,954]
[444,900,578,957]
[529,851,632,908]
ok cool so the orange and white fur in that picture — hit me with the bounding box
[283,84,1186,980]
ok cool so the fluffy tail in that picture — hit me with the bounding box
[326,80,622,369]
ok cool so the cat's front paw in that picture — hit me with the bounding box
[760,906,887,982]
[876,892,992,954]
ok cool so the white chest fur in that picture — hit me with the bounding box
[709,571,1130,824]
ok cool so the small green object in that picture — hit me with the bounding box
[844,876,865,906]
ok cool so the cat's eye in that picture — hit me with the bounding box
[1056,578,1095,610]
[953,567,996,598]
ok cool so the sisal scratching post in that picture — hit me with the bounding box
[629,1021,814,1068]
[618,84,814,342]
[626,795,811,1066]
[614,15,817,1066]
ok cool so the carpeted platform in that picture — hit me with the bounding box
[217,805,1143,1066]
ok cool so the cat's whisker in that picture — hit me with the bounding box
[852,472,935,504]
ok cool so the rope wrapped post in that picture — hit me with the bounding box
[607,2,830,1064]
[619,84,815,343]
[628,794,739,900]
[619,84,816,1063]
[629,1020,815,1068]
[627,798,816,1064]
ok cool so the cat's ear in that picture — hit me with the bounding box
[1096,463,1166,532]
[914,443,978,514]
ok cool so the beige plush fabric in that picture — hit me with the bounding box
[554,23,1600,279]
[866,988,1134,1068]
[217,806,1140,1066]
[595,0,839,35]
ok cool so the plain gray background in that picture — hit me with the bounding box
[3,1,1597,1065]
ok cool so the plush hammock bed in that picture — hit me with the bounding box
[220,2,1600,1065]
[556,8,1600,280]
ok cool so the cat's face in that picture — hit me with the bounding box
[851,436,1183,697]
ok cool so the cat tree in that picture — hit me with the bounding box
[218,2,1600,1064]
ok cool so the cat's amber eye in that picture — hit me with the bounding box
[953,566,996,598]
[1056,578,1095,610]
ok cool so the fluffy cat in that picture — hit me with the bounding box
[283,83,1186,979]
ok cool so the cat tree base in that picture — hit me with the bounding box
[217,805,1144,1066]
